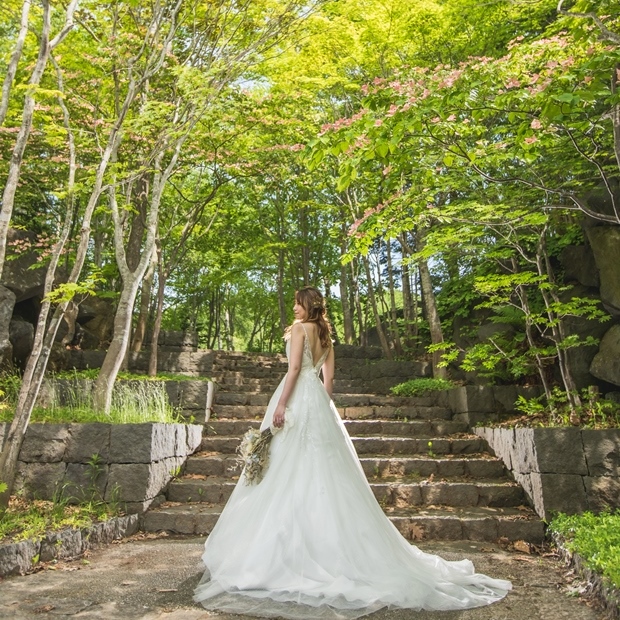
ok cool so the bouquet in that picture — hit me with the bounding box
[237,427,274,485]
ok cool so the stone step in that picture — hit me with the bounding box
[212,392,450,409]
[210,404,454,421]
[141,503,544,543]
[198,434,484,455]
[202,419,469,439]
[167,476,524,509]
[360,455,507,479]
[184,453,507,480]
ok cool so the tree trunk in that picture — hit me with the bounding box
[148,245,165,376]
[339,257,355,344]
[362,254,392,359]
[131,246,157,352]
[0,0,32,126]
[416,232,447,379]
[351,257,365,346]
[385,239,403,356]
[277,248,288,332]
[0,0,78,282]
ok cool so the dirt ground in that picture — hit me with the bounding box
[0,536,605,620]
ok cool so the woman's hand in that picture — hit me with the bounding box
[272,402,286,428]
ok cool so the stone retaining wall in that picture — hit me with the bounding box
[0,422,202,513]
[475,427,620,520]
[0,514,139,577]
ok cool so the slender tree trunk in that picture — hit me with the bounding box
[148,245,165,376]
[535,232,581,410]
[131,246,157,352]
[339,255,355,344]
[385,239,403,356]
[0,0,32,126]
[416,232,447,379]
[399,235,415,347]
[277,249,287,332]
[351,257,365,346]
[362,255,392,359]
[0,0,79,282]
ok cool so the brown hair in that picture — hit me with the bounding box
[288,286,333,349]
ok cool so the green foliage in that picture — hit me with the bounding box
[390,377,456,396]
[514,388,620,428]
[550,511,620,590]
[55,369,211,382]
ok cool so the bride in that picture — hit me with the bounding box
[194,286,511,619]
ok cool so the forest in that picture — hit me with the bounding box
[1,0,620,416]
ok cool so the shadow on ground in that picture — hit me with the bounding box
[0,536,604,620]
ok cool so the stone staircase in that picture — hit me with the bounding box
[142,351,544,544]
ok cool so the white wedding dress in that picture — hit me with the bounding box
[194,329,511,618]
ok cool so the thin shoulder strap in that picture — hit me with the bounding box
[299,322,309,341]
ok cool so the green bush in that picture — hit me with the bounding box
[550,511,620,589]
[390,377,456,397]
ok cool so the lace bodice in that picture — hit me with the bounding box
[285,323,329,375]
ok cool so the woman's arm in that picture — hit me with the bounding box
[322,347,335,399]
[272,322,305,427]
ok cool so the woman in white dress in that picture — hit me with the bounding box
[194,286,511,619]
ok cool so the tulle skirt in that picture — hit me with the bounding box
[194,370,511,618]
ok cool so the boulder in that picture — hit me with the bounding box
[590,324,620,387]
[9,317,34,366]
[559,285,610,389]
[1,229,47,302]
[0,284,15,368]
[560,244,600,288]
[586,226,620,317]
[79,297,115,346]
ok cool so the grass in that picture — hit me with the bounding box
[390,377,456,397]
[0,374,184,424]
[550,511,620,590]
[0,493,120,544]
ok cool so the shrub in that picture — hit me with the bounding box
[390,377,456,397]
[550,511,620,590]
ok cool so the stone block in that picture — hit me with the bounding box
[19,424,70,462]
[174,424,187,457]
[582,429,620,476]
[189,350,215,373]
[106,463,151,502]
[40,528,83,562]
[584,476,620,512]
[0,540,40,576]
[512,429,538,474]
[179,381,209,410]
[65,423,111,463]
[106,457,183,504]
[186,425,203,453]
[14,461,67,500]
[63,462,108,502]
[560,244,600,288]
[109,423,177,463]
[164,381,181,407]
[531,473,588,520]
[531,428,588,475]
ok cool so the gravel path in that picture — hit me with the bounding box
[0,536,603,620]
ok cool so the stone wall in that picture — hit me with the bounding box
[0,422,202,513]
[64,349,215,375]
[475,427,620,520]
